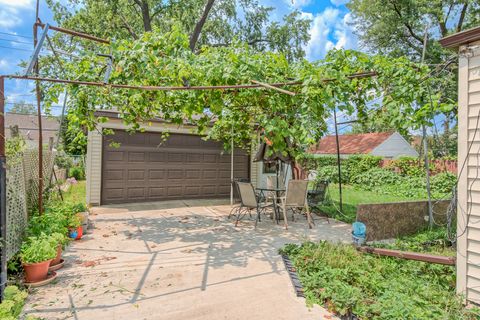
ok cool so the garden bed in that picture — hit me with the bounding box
[280,228,478,319]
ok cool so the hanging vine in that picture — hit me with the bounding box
[40,25,452,160]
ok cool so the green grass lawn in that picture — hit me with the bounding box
[62,180,86,204]
[316,184,425,223]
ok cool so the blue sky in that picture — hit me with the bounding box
[0,0,356,115]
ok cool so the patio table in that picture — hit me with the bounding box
[256,187,286,224]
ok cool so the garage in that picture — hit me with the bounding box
[100,130,249,204]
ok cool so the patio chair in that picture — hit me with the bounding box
[278,180,313,230]
[307,180,329,207]
[232,182,269,228]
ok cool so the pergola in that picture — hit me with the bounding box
[0,19,377,301]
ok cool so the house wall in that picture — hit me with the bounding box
[85,118,256,205]
[370,132,418,159]
[458,40,480,304]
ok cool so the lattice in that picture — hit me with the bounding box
[23,150,56,213]
[5,162,27,261]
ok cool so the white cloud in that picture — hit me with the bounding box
[330,0,350,6]
[288,0,312,9]
[306,8,357,61]
[0,59,7,71]
[0,0,34,28]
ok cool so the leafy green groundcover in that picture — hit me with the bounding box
[0,286,27,320]
[280,238,478,319]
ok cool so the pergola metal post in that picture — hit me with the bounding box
[0,76,7,302]
[333,108,343,211]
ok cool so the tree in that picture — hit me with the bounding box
[46,0,311,60]
[9,101,37,115]
[347,0,479,63]
[347,0,479,155]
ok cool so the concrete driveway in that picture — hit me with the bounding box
[22,200,351,320]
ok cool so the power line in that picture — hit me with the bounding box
[0,31,32,39]
[0,38,32,46]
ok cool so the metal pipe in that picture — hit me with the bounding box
[333,108,343,211]
[34,20,44,215]
[35,22,110,44]
[251,80,296,96]
[357,246,456,265]
[3,71,377,92]
[0,76,6,302]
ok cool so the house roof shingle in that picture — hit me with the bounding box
[311,132,393,155]
[5,113,60,142]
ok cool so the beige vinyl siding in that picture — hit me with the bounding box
[459,40,480,304]
[86,130,102,205]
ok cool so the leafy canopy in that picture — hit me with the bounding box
[42,26,448,159]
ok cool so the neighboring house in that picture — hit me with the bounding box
[310,132,419,159]
[86,110,258,205]
[5,113,60,147]
[440,26,480,305]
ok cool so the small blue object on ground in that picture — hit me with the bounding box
[352,222,366,246]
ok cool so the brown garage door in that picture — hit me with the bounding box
[101,130,250,204]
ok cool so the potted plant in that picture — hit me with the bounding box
[48,232,68,266]
[20,236,56,283]
[67,215,82,240]
[73,203,89,234]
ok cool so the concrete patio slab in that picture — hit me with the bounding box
[22,200,351,320]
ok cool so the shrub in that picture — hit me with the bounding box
[351,168,400,190]
[316,165,348,183]
[431,172,456,195]
[344,155,382,181]
[386,156,423,177]
[69,165,85,180]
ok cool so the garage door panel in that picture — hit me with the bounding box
[168,169,184,179]
[105,150,125,162]
[185,170,201,179]
[127,187,145,200]
[103,188,125,201]
[203,154,217,163]
[149,152,167,162]
[101,130,249,204]
[203,170,217,179]
[128,170,145,181]
[128,152,145,162]
[148,169,166,180]
[149,187,166,198]
[104,169,124,181]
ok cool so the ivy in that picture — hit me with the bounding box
[40,26,449,160]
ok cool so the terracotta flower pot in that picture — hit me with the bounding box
[50,245,62,266]
[75,226,83,240]
[23,259,52,283]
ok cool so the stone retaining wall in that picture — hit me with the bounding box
[356,200,453,241]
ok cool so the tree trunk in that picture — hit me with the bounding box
[189,0,216,51]
[134,0,152,32]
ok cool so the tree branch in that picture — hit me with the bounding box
[210,38,271,48]
[389,1,424,44]
[119,13,138,39]
[456,3,468,33]
[189,0,215,51]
